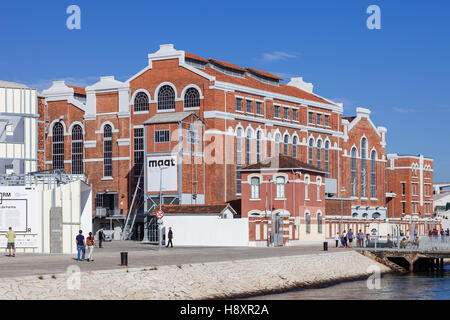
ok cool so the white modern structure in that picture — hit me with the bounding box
[0,81,38,174]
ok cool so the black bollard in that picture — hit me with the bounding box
[323,241,328,251]
[121,252,128,266]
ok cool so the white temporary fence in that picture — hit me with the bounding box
[163,216,249,247]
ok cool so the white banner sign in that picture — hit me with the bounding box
[0,237,38,248]
[147,155,178,193]
[0,187,38,233]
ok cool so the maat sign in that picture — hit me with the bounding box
[147,155,178,193]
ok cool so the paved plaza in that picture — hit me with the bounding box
[0,241,347,278]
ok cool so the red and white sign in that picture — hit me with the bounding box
[155,210,164,219]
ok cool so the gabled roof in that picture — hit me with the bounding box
[208,58,246,73]
[185,52,208,64]
[67,85,86,96]
[153,204,236,215]
[246,67,283,81]
[143,111,204,125]
[240,154,326,174]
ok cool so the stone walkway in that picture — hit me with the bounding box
[0,241,348,278]
[0,251,390,300]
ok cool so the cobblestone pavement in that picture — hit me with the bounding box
[0,241,349,278]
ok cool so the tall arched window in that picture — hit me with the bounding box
[371,150,377,198]
[317,212,322,234]
[305,175,310,200]
[52,122,65,170]
[184,88,200,109]
[157,85,175,110]
[325,141,330,177]
[308,138,314,165]
[292,136,298,158]
[256,131,261,163]
[134,92,149,112]
[306,213,311,234]
[317,177,322,201]
[316,140,322,168]
[236,128,243,194]
[276,176,286,198]
[275,133,281,156]
[71,125,83,174]
[361,138,367,197]
[246,130,252,165]
[251,177,260,199]
[103,125,112,177]
[351,147,357,197]
[283,135,289,155]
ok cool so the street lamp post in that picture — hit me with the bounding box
[158,166,169,251]
[340,186,346,236]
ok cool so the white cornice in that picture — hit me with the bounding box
[210,81,342,114]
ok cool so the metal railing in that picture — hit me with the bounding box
[0,169,86,186]
[356,235,450,252]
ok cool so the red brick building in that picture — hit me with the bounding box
[387,154,434,218]
[37,44,435,238]
[240,154,326,246]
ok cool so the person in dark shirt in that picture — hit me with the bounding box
[98,228,105,248]
[166,227,173,248]
[75,230,86,261]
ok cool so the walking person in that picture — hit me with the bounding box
[75,230,86,261]
[6,227,16,257]
[166,227,173,248]
[347,229,354,248]
[86,232,95,262]
[342,230,348,248]
[335,232,340,248]
[357,230,364,248]
[98,228,105,248]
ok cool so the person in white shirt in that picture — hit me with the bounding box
[334,233,340,247]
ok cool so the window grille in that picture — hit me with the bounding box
[103,125,112,177]
[158,85,175,110]
[184,88,200,109]
[134,92,149,112]
[236,98,242,111]
[155,130,170,143]
[52,122,64,170]
[71,125,83,174]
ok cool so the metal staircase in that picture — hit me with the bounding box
[121,167,144,240]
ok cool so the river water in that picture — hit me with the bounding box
[247,265,450,300]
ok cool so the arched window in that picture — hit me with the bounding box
[184,88,200,109]
[351,147,357,197]
[292,136,298,158]
[275,133,281,156]
[316,140,322,168]
[371,150,377,198]
[317,212,322,234]
[283,135,289,155]
[52,122,64,170]
[71,125,83,174]
[246,131,252,165]
[276,176,285,198]
[157,85,175,110]
[362,213,368,219]
[103,125,112,177]
[361,138,367,197]
[305,175,310,200]
[352,213,359,218]
[306,213,311,234]
[308,138,314,165]
[236,128,243,194]
[256,131,262,163]
[317,177,322,201]
[325,141,330,177]
[134,92,149,112]
[251,177,260,199]
[372,212,381,219]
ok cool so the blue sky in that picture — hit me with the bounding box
[1,0,449,181]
